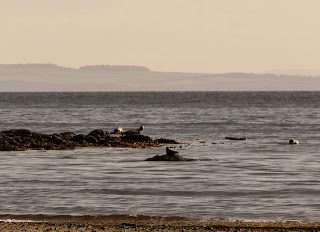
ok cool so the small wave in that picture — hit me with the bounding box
[0,214,190,222]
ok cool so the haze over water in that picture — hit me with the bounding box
[0,92,320,221]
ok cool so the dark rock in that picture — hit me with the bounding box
[146,154,194,162]
[78,140,89,146]
[0,143,16,151]
[71,134,86,142]
[85,136,98,143]
[3,129,32,136]
[225,136,247,140]
[122,134,152,142]
[0,128,180,151]
[97,139,110,146]
[88,129,110,140]
[155,138,179,144]
[49,134,64,143]
[59,132,76,140]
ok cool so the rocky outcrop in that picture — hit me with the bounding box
[0,129,179,151]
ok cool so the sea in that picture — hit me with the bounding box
[0,91,319,222]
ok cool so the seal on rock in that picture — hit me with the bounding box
[112,127,123,134]
[123,126,144,135]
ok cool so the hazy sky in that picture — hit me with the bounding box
[1,0,320,73]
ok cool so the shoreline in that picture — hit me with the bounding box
[1,214,320,232]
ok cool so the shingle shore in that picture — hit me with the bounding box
[1,219,320,232]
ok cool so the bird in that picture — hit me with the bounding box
[113,127,123,134]
[123,125,144,135]
[166,147,179,156]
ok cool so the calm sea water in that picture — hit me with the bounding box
[0,92,320,221]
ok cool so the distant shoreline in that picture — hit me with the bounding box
[1,63,320,91]
[1,90,320,93]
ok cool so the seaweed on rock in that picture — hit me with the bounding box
[0,129,179,151]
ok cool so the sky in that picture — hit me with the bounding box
[1,0,320,73]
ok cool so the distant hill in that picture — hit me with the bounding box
[0,63,73,71]
[0,64,150,72]
[79,65,149,72]
[1,63,320,91]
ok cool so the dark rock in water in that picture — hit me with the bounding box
[71,134,86,142]
[59,132,76,140]
[50,134,64,143]
[0,143,16,151]
[88,129,110,140]
[85,136,98,143]
[155,138,179,144]
[122,134,152,142]
[225,136,247,140]
[146,154,194,161]
[3,129,33,136]
[0,128,180,151]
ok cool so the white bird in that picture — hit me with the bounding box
[123,125,144,135]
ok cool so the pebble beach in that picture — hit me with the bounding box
[1,219,320,232]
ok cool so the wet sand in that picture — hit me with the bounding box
[0,215,320,231]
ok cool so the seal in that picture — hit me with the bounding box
[166,147,179,156]
[289,139,300,144]
[113,127,123,134]
[123,125,144,135]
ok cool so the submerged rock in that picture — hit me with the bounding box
[146,147,194,161]
[155,138,179,144]
[146,154,194,161]
[225,136,247,140]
